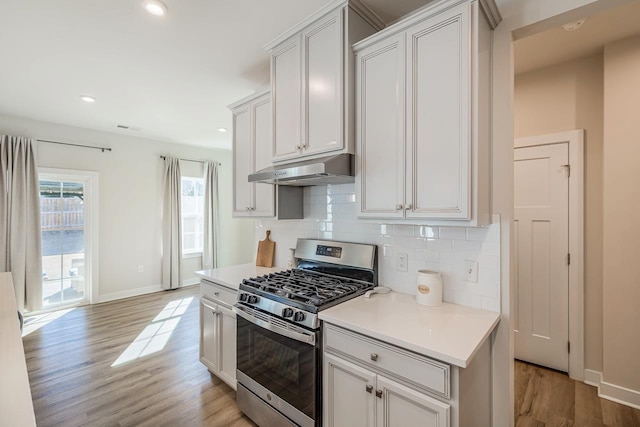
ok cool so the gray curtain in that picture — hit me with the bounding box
[0,135,43,311]
[162,157,182,289]
[203,161,219,270]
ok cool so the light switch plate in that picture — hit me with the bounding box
[465,260,478,282]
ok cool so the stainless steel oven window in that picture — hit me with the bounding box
[236,316,319,420]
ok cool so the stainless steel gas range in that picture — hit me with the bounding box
[233,238,377,427]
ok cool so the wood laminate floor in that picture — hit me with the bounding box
[515,360,640,427]
[23,286,255,427]
[23,287,640,427]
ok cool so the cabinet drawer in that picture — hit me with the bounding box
[201,280,237,308]
[324,324,450,398]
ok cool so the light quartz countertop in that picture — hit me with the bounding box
[195,263,285,290]
[0,272,36,426]
[319,291,500,368]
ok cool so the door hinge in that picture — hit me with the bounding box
[567,253,571,265]
[562,164,571,177]
[568,341,571,354]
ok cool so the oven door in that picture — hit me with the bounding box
[234,304,320,427]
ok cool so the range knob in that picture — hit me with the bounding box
[247,295,259,304]
[293,311,306,322]
[239,293,248,302]
[282,308,294,318]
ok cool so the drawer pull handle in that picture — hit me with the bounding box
[375,390,383,399]
[214,292,220,296]
[370,353,379,362]
[366,385,373,394]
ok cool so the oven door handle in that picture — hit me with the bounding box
[233,306,316,346]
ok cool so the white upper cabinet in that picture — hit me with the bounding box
[271,39,302,162]
[356,34,406,219]
[266,0,383,164]
[354,0,499,225]
[229,90,275,218]
[303,11,342,157]
[406,6,470,220]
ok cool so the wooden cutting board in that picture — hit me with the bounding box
[256,230,275,267]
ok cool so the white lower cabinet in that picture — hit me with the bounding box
[199,281,237,390]
[323,324,491,427]
[324,354,449,427]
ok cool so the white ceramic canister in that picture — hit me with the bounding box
[415,270,443,306]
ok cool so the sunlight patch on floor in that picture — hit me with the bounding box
[22,308,76,337]
[111,296,193,367]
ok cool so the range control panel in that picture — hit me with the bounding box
[316,245,342,258]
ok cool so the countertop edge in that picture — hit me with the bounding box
[319,302,501,368]
[0,272,37,427]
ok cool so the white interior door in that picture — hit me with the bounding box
[514,142,569,372]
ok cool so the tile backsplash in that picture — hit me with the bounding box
[255,183,500,312]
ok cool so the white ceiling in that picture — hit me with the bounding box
[12,0,636,150]
[514,0,640,75]
[0,0,442,150]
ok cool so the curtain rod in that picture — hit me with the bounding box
[160,155,221,166]
[37,139,112,153]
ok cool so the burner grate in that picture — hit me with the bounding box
[242,269,371,307]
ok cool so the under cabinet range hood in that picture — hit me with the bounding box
[248,153,354,186]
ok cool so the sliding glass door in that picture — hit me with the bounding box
[39,170,97,309]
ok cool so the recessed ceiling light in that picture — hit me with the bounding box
[81,95,96,103]
[562,18,588,31]
[218,128,227,133]
[142,0,168,16]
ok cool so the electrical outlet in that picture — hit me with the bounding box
[397,253,408,272]
[465,260,478,282]
[138,265,144,273]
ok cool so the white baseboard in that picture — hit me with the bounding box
[99,285,163,303]
[181,278,200,287]
[584,369,640,410]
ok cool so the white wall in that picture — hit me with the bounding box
[0,114,254,302]
[602,34,640,398]
[257,184,501,311]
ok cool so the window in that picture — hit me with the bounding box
[181,177,205,255]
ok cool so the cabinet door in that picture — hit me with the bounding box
[272,37,302,162]
[405,3,471,220]
[217,304,237,389]
[252,94,275,217]
[376,376,450,427]
[199,299,219,373]
[356,34,405,219]
[232,105,253,216]
[302,10,343,157]
[324,353,376,427]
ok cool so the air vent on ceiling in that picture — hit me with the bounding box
[116,125,141,131]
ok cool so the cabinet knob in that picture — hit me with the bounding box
[395,204,403,210]
[375,390,383,399]
[405,204,412,210]
[370,353,379,362]
[214,292,220,296]
[366,385,373,394]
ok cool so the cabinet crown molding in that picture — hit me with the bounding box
[227,87,270,111]
[354,0,501,53]
[263,0,384,52]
